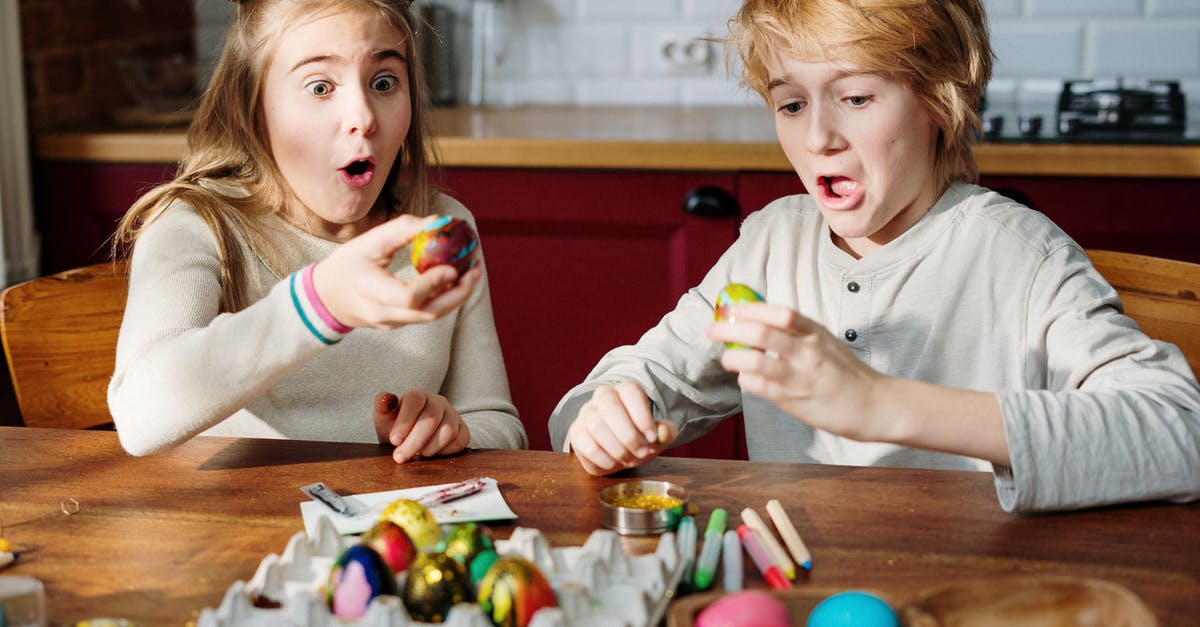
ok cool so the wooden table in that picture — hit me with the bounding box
[2,427,1197,625]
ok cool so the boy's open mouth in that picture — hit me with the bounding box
[821,175,856,199]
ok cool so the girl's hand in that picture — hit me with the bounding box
[565,381,676,475]
[373,390,471,463]
[314,215,483,330]
[707,303,893,443]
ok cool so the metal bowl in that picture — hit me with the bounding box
[599,480,688,535]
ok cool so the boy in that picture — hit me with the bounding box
[549,0,1200,513]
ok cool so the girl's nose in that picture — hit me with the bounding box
[345,87,377,137]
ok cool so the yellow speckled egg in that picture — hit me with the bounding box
[403,551,473,623]
[379,498,443,549]
[477,556,558,627]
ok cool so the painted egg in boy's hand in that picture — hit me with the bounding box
[714,283,765,349]
[411,215,479,275]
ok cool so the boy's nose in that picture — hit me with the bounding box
[805,104,845,154]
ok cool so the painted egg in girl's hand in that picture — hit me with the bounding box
[714,283,765,349]
[411,215,479,275]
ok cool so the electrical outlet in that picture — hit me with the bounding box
[642,30,713,76]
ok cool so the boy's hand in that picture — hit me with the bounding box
[708,303,891,443]
[373,390,471,463]
[314,215,483,330]
[565,381,676,475]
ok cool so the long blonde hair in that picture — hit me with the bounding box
[729,0,993,188]
[112,0,438,312]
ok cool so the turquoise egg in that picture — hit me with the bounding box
[439,522,494,570]
[807,591,899,627]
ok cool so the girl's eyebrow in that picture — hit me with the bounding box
[289,48,407,73]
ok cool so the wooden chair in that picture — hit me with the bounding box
[0,260,129,429]
[1086,249,1200,376]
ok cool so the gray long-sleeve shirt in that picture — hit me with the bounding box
[550,183,1200,513]
[110,191,527,456]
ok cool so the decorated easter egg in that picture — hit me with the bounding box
[714,283,765,349]
[476,556,558,627]
[412,215,479,275]
[469,548,499,586]
[695,590,791,627]
[379,498,443,549]
[403,551,473,623]
[439,522,494,569]
[362,519,417,574]
[325,544,398,619]
[807,591,899,627]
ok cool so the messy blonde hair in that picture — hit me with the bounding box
[729,0,993,187]
[112,0,437,312]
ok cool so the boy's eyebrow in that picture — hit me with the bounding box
[289,48,407,73]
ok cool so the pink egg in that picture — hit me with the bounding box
[695,590,791,627]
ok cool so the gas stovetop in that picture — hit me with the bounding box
[981,79,1198,145]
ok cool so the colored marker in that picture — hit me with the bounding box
[721,529,742,591]
[766,499,813,571]
[693,508,727,590]
[417,476,488,506]
[741,507,796,580]
[737,524,791,589]
[677,515,697,585]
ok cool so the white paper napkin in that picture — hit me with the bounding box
[299,476,517,537]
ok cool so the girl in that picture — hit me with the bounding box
[109,0,527,460]
[550,0,1200,513]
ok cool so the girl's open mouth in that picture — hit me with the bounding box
[340,159,375,188]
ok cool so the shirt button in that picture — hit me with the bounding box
[847,281,860,293]
[844,329,858,342]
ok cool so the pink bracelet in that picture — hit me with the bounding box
[301,263,354,335]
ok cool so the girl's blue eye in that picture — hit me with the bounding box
[778,102,803,114]
[371,75,399,93]
[306,80,333,96]
[847,95,870,106]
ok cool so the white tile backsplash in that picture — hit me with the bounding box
[193,0,1200,110]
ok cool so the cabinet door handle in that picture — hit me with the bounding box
[682,186,739,218]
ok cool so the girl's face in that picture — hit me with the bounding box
[261,8,412,242]
[766,51,941,258]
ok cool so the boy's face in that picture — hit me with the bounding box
[261,9,412,242]
[765,51,941,258]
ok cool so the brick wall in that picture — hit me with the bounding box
[20,0,195,132]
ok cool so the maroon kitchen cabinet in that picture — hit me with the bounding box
[735,171,1200,264]
[439,168,748,458]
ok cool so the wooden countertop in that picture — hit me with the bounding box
[35,105,1200,178]
[5,427,1199,625]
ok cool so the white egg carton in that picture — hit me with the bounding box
[196,516,684,627]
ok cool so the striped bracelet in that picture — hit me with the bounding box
[289,266,350,345]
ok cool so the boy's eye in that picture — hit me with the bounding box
[306,80,333,96]
[371,75,399,93]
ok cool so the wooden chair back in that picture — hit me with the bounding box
[1,261,129,429]
[1086,249,1200,376]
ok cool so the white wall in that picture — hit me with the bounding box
[195,0,1200,122]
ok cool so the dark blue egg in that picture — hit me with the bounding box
[325,544,399,619]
